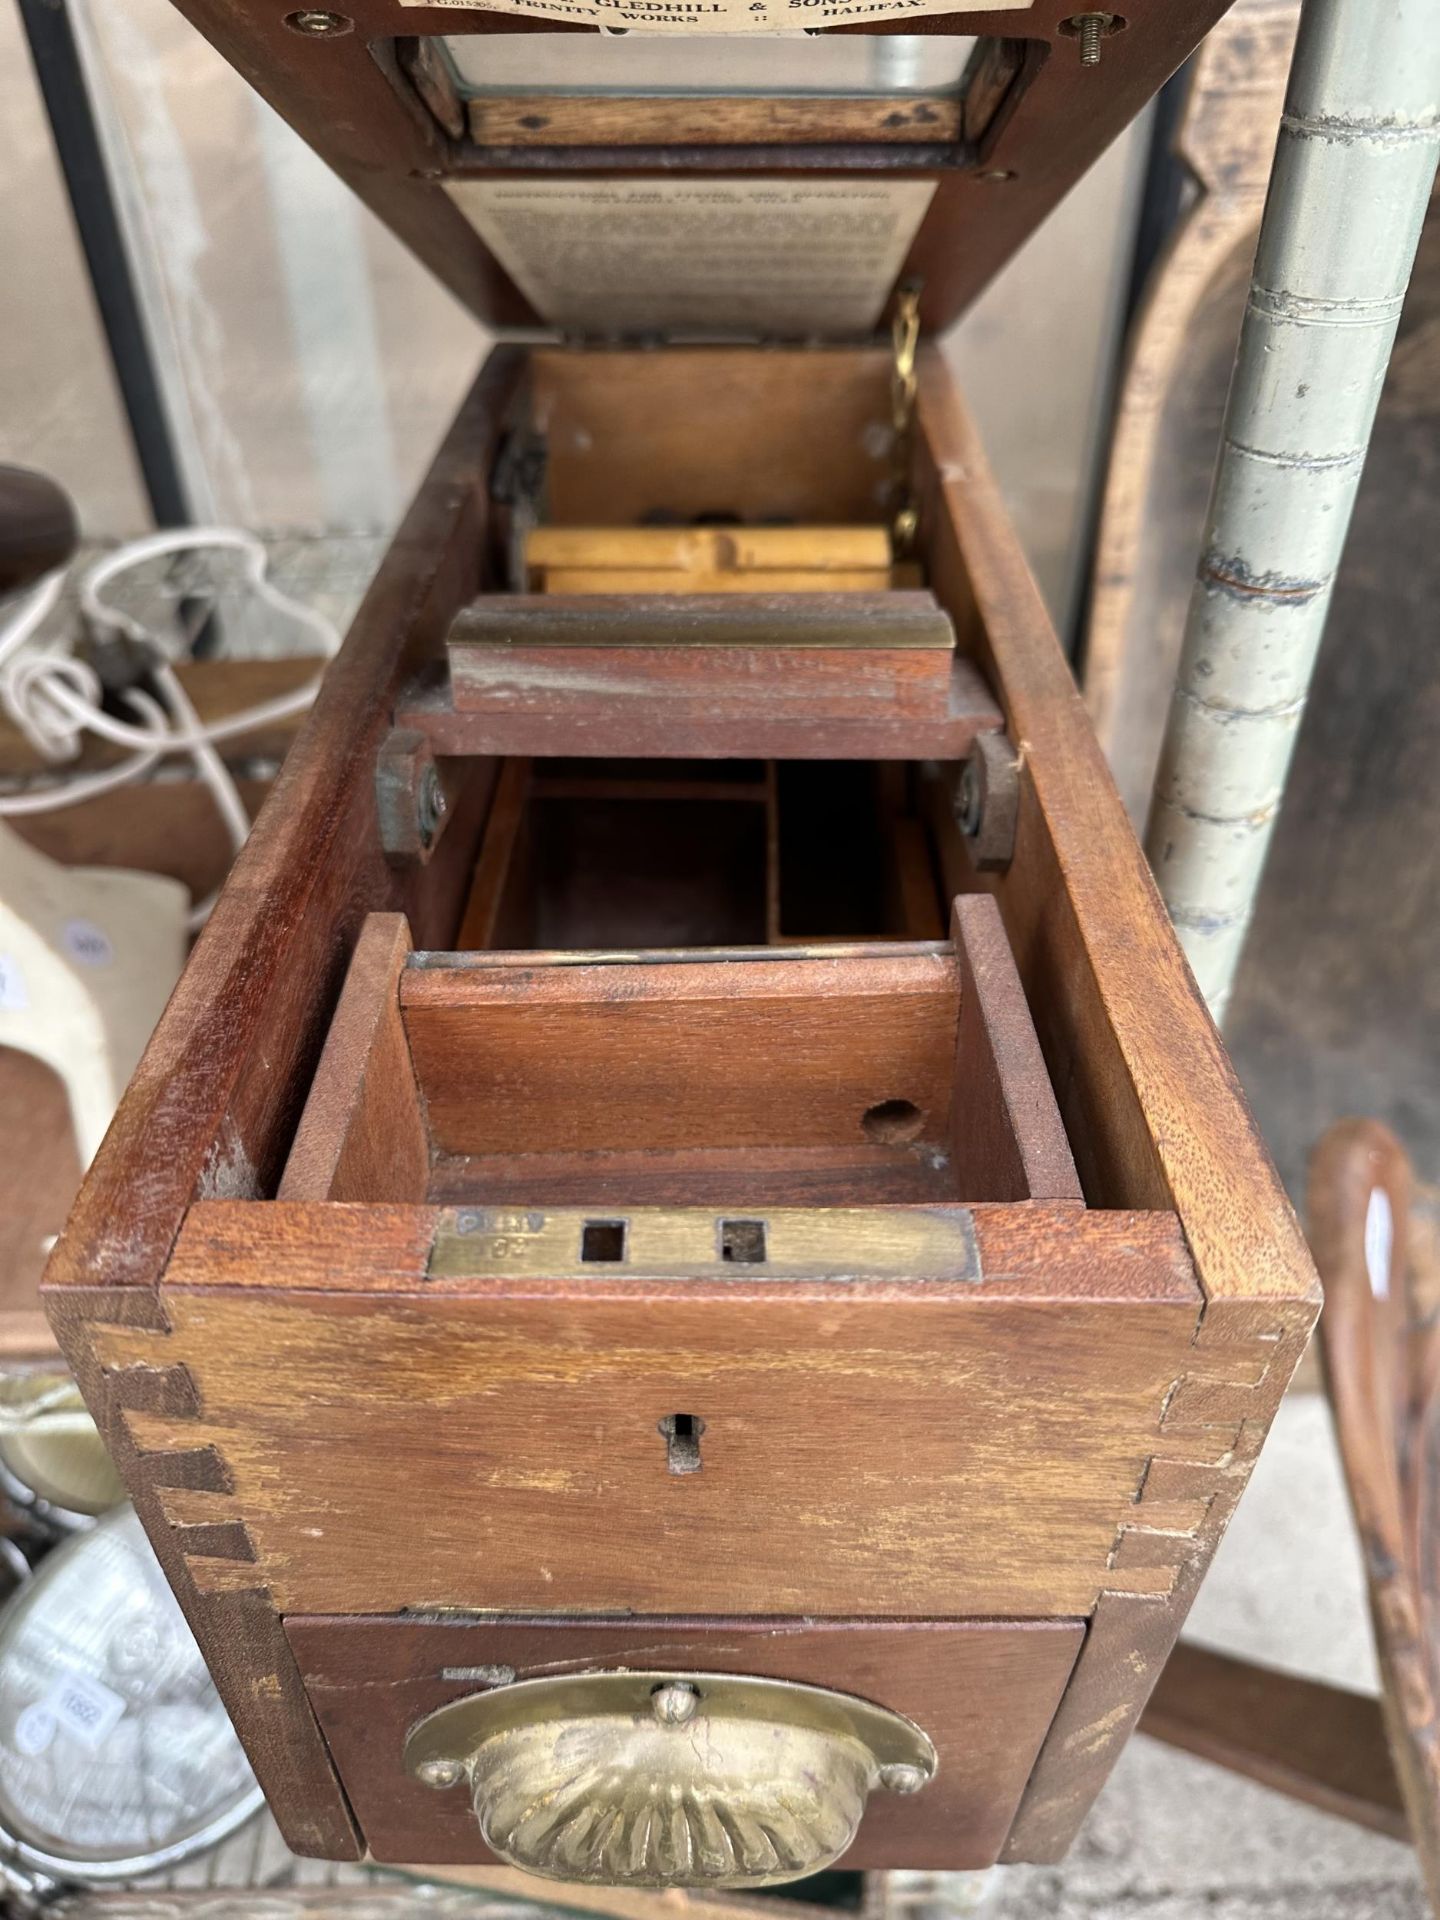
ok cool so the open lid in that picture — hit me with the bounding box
[172,0,1229,338]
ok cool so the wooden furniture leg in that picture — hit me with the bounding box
[1139,1641,1406,1840]
[1140,1120,1440,1908]
[1311,1119,1440,1903]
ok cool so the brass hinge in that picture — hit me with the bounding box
[890,282,922,556]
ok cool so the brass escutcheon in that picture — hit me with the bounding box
[403,1670,937,1890]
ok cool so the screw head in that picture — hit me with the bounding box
[418,764,445,843]
[879,1763,929,1795]
[956,759,983,838]
[416,1757,463,1790]
[978,169,1016,183]
[1062,11,1118,66]
[283,9,353,34]
[651,1681,701,1726]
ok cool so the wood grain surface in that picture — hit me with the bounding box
[1311,1120,1440,1903]
[911,357,1319,1857]
[406,653,999,761]
[43,343,1319,1867]
[533,350,894,531]
[282,901,1077,1206]
[278,915,427,1204]
[951,895,1082,1205]
[914,352,1315,1308]
[288,1615,1083,1866]
[44,352,528,1858]
[1139,1640,1407,1841]
[466,93,964,151]
[85,1197,1206,1622]
[401,945,959,1159]
[450,592,952,649]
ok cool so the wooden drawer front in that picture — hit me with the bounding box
[287,1615,1085,1868]
[123,1203,1202,1622]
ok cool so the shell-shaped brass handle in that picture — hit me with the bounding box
[404,1671,937,1890]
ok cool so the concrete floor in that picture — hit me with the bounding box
[986,1392,1425,1920]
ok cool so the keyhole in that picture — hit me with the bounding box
[659,1413,705,1475]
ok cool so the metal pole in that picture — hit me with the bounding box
[17,0,194,529]
[1144,0,1440,1019]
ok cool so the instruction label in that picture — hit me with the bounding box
[407,0,1020,23]
[449,178,935,338]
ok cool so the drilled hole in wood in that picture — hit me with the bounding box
[659,1412,705,1474]
[580,1218,628,1262]
[861,1099,925,1145]
[720,1218,767,1264]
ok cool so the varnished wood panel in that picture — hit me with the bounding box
[450,591,951,649]
[533,350,894,530]
[909,356,1319,1857]
[288,1615,1084,1866]
[950,895,1082,1205]
[425,1142,957,1208]
[400,946,959,1159]
[913,351,1315,1308]
[42,352,528,1859]
[278,915,428,1204]
[92,1199,1207,1621]
[403,654,998,761]
[42,343,1320,1868]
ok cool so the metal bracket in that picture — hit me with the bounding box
[955,730,1021,872]
[374,727,453,867]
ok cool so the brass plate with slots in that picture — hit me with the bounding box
[427,1205,981,1283]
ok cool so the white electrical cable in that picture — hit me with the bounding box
[0,528,342,930]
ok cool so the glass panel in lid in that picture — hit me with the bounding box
[0,1504,262,1874]
[440,33,975,97]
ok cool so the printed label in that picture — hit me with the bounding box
[15,1671,127,1756]
[0,955,26,1011]
[448,178,935,338]
[62,918,115,969]
[404,0,1022,23]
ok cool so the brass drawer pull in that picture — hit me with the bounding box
[405,1670,936,1889]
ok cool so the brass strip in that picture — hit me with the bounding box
[428,1205,981,1284]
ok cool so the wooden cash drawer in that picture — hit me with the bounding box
[289,1616,1088,1869]
[45,337,1317,1877]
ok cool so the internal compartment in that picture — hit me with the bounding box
[312,344,1061,1211]
[526,347,897,530]
[279,898,1081,1214]
[456,757,944,951]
